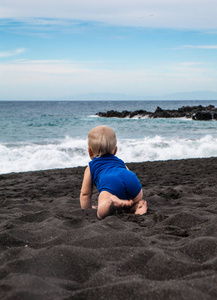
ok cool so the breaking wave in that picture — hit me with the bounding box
[1,135,217,174]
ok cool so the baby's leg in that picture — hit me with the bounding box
[130,189,148,215]
[97,191,133,219]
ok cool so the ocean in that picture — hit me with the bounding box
[1,100,217,175]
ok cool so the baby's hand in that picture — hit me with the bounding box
[92,205,98,209]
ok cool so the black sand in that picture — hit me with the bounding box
[1,157,217,299]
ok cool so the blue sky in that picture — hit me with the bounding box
[0,0,217,100]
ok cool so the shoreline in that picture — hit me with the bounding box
[1,155,217,177]
[1,156,217,299]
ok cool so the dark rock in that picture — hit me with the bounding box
[155,106,163,112]
[97,110,131,118]
[121,110,130,118]
[129,110,150,118]
[96,109,151,118]
[96,105,217,121]
[192,111,213,121]
[178,105,203,113]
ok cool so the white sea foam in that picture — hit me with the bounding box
[118,135,217,162]
[1,135,217,174]
[0,138,89,174]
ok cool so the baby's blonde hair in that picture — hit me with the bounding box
[88,125,117,157]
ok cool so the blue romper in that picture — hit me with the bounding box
[89,154,142,200]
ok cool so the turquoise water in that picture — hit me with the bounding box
[1,100,217,174]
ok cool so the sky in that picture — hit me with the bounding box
[0,0,217,100]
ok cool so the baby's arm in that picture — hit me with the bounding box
[80,166,93,209]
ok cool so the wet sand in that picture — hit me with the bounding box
[1,157,217,299]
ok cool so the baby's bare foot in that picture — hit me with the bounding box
[109,195,134,209]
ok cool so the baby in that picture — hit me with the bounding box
[80,125,147,219]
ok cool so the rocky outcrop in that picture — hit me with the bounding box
[96,105,217,120]
[96,109,151,118]
[192,110,217,120]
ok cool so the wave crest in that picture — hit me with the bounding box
[1,135,217,174]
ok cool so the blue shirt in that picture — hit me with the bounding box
[89,154,141,200]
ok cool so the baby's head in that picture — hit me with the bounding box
[88,125,117,159]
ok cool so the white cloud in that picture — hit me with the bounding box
[0,48,26,58]
[182,45,217,49]
[169,62,211,76]
[1,0,217,30]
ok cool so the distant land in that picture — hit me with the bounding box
[159,91,217,101]
[62,91,217,101]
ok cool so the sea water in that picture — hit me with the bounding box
[1,100,217,174]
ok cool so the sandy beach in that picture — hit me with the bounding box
[1,157,217,299]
